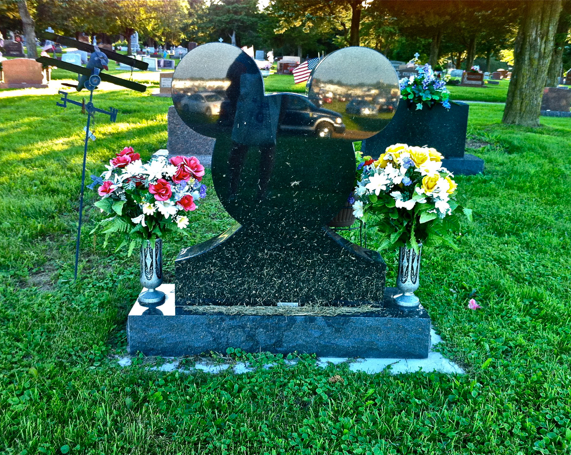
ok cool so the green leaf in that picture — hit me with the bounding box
[60,446,70,454]
[419,211,438,224]
[94,198,113,214]
[128,239,137,257]
[112,200,126,216]
[463,208,473,222]
[482,358,493,369]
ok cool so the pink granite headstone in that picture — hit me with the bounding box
[0,58,49,88]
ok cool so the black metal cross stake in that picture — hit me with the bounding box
[57,84,118,279]
[38,32,148,279]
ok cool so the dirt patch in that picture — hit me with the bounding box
[466,138,491,149]
[27,267,56,291]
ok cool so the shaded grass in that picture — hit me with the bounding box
[448,79,509,103]
[0,89,570,454]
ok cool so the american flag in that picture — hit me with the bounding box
[293,57,321,84]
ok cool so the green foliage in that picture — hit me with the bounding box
[1,88,571,454]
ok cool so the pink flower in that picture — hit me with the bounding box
[111,147,140,168]
[468,299,481,310]
[170,156,205,182]
[177,195,196,212]
[149,179,172,201]
[98,181,114,197]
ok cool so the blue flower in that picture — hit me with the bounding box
[416,103,423,110]
[357,162,365,170]
[402,157,414,169]
[442,100,451,109]
[87,174,103,190]
[199,184,207,198]
[402,176,412,186]
[348,196,355,205]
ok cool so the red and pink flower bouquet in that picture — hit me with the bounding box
[91,148,206,253]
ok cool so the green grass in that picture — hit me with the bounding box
[448,79,509,103]
[1,87,571,454]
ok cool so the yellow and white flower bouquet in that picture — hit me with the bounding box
[353,143,472,251]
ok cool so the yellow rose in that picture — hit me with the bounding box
[422,174,440,194]
[428,148,443,162]
[374,153,391,168]
[446,176,457,194]
[409,147,429,167]
[385,143,407,162]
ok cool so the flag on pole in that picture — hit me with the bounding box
[293,57,321,84]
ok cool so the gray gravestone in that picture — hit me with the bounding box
[68,50,88,64]
[159,59,176,69]
[255,50,265,60]
[130,32,139,52]
[142,57,158,71]
[62,53,82,66]
[167,105,214,167]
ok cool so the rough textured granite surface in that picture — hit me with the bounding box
[128,285,431,358]
[167,105,215,165]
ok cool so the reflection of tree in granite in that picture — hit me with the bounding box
[171,43,400,306]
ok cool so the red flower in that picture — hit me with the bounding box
[364,159,374,166]
[111,147,140,168]
[98,181,114,197]
[149,179,172,201]
[177,195,196,212]
[170,156,205,182]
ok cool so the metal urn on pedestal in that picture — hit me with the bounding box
[139,239,165,308]
[395,245,422,308]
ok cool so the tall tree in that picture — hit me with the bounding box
[546,0,571,86]
[503,0,563,127]
[16,0,37,58]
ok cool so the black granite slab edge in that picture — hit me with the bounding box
[541,110,571,117]
[442,153,484,176]
[127,287,432,358]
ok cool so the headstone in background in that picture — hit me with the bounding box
[130,32,140,52]
[188,42,197,51]
[167,105,215,167]
[142,57,158,71]
[54,44,63,54]
[61,53,82,66]
[158,59,176,69]
[175,47,187,58]
[77,34,90,44]
[3,40,25,57]
[541,87,571,117]
[398,66,418,79]
[486,80,500,85]
[491,71,502,80]
[255,50,265,60]
[449,69,464,78]
[565,74,571,86]
[68,50,88,64]
[277,56,300,74]
[461,71,484,86]
[0,58,49,88]
[159,72,173,95]
[118,62,140,71]
[99,43,113,51]
[148,46,155,54]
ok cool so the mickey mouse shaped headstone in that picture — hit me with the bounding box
[172,43,400,306]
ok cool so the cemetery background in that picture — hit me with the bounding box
[1,79,571,452]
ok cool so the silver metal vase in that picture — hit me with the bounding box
[395,245,422,308]
[139,238,165,307]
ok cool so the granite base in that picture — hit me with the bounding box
[127,284,432,359]
[442,153,484,175]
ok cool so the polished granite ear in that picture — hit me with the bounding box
[171,43,400,229]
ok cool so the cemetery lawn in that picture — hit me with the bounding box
[1,89,571,455]
[448,79,509,103]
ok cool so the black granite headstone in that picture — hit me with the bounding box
[3,40,25,57]
[172,44,400,306]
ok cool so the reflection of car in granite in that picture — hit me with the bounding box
[373,96,397,112]
[345,99,379,116]
[180,92,223,116]
[280,94,345,138]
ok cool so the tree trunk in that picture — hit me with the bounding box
[126,29,133,56]
[349,0,362,46]
[503,0,563,127]
[429,28,442,67]
[16,0,37,59]
[455,52,463,69]
[486,50,492,73]
[297,44,302,57]
[230,30,236,47]
[465,35,477,70]
[546,5,570,86]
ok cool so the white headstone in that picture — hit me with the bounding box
[130,32,139,52]
[68,50,88,64]
[62,53,82,66]
[143,57,158,71]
